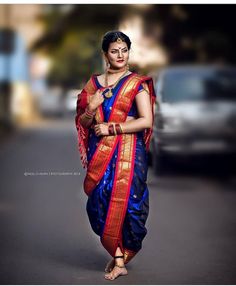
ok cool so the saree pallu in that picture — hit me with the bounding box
[75,72,156,264]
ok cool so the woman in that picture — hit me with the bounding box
[75,31,156,281]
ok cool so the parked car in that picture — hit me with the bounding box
[150,65,236,174]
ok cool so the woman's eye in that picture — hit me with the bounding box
[110,49,128,54]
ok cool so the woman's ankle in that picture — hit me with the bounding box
[114,257,125,267]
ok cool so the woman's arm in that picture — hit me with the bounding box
[120,88,153,133]
[79,105,96,129]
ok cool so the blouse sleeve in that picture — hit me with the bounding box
[136,82,150,95]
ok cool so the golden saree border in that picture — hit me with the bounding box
[124,248,137,264]
[101,133,137,257]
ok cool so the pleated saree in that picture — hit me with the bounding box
[75,72,156,264]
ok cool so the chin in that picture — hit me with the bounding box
[111,61,127,70]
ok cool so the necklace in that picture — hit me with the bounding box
[103,69,130,98]
[104,69,129,98]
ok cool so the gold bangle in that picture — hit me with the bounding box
[85,108,96,116]
[84,114,93,121]
[84,113,93,118]
[112,123,117,135]
[119,124,123,133]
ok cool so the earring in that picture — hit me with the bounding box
[126,63,129,71]
[105,60,110,72]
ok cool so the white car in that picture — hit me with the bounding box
[151,64,236,174]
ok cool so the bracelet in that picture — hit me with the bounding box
[108,123,124,135]
[108,124,115,135]
[115,123,123,134]
[84,107,96,119]
[84,114,93,120]
[112,123,117,135]
[85,107,96,115]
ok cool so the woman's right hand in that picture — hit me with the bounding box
[88,89,104,111]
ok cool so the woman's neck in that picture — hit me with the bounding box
[107,66,127,74]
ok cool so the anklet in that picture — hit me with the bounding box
[114,255,124,259]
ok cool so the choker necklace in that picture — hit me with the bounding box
[103,68,130,98]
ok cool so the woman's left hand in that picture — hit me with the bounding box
[94,123,109,136]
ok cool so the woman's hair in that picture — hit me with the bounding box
[102,30,132,52]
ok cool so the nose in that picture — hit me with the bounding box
[118,50,123,58]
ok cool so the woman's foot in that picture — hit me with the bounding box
[104,255,128,280]
[104,264,128,280]
[104,258,115,273]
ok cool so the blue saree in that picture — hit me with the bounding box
[75,72,156,264]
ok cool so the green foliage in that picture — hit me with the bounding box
[34,4,122,88]
[47,29,104,88]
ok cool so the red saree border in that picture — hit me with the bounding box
[101,133,137,257]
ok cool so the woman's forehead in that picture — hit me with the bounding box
[109,42,128,50]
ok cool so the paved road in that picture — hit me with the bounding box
[0,118,236,284]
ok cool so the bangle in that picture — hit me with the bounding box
[119,124,123,133]
[84,107,96,120]
[108,124,115,135]
[112,123,117,135]
[115,123,123,134]
[84,113,93,120]
[85,107,96,116]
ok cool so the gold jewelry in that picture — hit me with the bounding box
[108,123,115,135]
[103,67,130,99]
[119,124,123,134]
[112,123,117,135]
[115,123,122,134]
[84,114,93,121]
[116,37,123,43]
[84,107,96,120]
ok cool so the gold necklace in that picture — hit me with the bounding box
[103,69,130,98]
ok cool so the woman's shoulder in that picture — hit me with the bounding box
[132,72,153,82]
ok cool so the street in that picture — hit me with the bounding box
[0,118,236,284]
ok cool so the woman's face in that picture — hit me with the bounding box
[105,41,129,70]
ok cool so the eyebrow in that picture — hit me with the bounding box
[110,47,128,51]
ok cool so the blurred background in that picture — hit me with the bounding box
[0,4,236,284]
